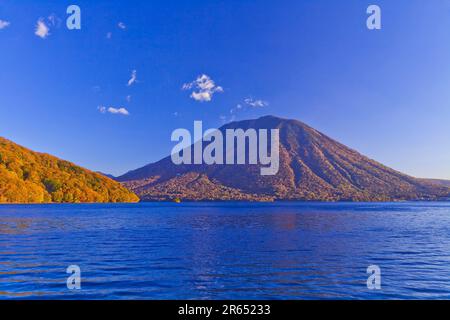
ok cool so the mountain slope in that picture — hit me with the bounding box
[0,137,139,203]
[97,172,117,180]
[419,179,450,188]
[118,116,449,202]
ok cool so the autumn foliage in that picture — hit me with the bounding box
[0,137,139,203]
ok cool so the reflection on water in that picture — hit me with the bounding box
[0,202,450,299]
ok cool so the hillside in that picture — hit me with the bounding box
[118,116,450,202]
[0,137,139,203]
[419,179,450,188]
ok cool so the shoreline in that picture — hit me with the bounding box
[1,199,450,206]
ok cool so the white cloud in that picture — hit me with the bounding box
[0,20,10,30]
[224,97,268,123]
[35,19,50,39]
[118,22,126,29]
[244,97,269,108]
[98,106,129,116]
[182,74,224,102]
[47,14,61,27]
[127,70,137,86]
[191,91,213,102]
[126,95,132,102]
[108,107,129,115]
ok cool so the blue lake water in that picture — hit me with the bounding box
[1,202,450,300]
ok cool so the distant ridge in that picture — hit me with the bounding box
[419,179,450,188]
[118,115,450,202]
[0,137,139,203]
[97,172,117,180]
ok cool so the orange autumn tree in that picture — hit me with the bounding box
[0,137,139,204]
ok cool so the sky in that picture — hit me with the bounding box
[0,0,450,179]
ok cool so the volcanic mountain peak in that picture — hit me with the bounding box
[118,116,450,202]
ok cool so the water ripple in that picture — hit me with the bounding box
[1,202,450,299]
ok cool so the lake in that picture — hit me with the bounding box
[1,202,450,299]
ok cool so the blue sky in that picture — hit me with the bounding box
[1,0,449,178]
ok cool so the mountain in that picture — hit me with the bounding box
[118,116,450,202]
[419,178,450,188]
[97,172,117,180]
[0,137,139,203]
